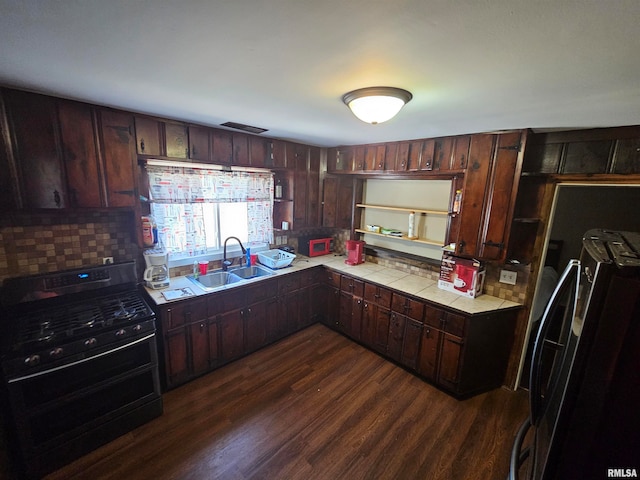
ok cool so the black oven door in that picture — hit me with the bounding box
[4,333,162,477]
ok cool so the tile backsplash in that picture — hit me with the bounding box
[0,211,138,283]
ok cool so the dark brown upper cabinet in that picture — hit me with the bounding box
[165,122,188,159]
[211,129,233,165]
[134,116,162,157]
[248,135,268,168]
[452,130,525,261]
[97,109,138,207]
[232,132,250,166]
[270,139,288,168]
[612,138,640,174]
[2,89,66,209]
[58,100,103,208]
[188,125,211,162]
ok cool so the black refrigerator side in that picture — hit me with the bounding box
[509,259,581,480]
[551,261,640,479]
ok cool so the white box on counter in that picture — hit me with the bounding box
[438,252,485,298]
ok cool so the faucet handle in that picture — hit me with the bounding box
[222,259,233,271]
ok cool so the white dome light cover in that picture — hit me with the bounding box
[342,87,413,124]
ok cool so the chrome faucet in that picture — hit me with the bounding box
[222,236,247,271]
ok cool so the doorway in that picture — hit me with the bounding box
[517,183,640,388]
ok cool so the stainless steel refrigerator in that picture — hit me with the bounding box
[510,229,640,480]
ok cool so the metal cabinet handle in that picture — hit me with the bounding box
[140,138,145,152]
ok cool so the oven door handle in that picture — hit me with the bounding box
[7,333,156,384]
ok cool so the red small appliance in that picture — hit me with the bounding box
[345,240,365,265]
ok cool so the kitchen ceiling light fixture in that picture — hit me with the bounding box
[342,86,413,124]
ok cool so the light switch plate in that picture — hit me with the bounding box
[499,269,517,285]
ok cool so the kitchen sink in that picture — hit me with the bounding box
[228,265,275,280]
[186,271,242,291]
[186,265,274,291]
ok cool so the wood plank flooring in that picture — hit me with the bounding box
[42,324,528,480]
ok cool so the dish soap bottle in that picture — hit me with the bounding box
[408,211,417,239]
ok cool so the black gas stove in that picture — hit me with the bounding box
[0,261,162,479]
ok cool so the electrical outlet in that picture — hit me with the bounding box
[499,269,517,285]
[103,257,114,265]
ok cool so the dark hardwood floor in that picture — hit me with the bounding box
[35,324,527,480]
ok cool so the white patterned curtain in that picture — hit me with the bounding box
[147,165,273,255]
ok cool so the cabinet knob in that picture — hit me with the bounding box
[140,138,145,152]
[53,190,61,207]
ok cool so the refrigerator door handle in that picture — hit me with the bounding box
[529,259,581,425]
[509,418,532,480]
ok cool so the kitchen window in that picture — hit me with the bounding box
[146,164,273,261]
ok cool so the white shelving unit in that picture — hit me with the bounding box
[355,203,449,247]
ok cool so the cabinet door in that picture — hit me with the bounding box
[438,333,464,391]
[165,328,188,387]
[395,142,410,171]
[364,283,392,309]
[0,93,18,210]
[264,297,280,344]
[98,109,137,207]
[401,318,423,370]
[211,129,233,165]
[391,293,424,322]
[387,312,406,361]
[561,140,612,174]
[188,320,210,377]
[293,168,307,229]
[476,131,522,260]
[188,125,210,162]
[373,306,391,354]
[611,139,640,173]
[450,135,471,170]
[208,318,220,368]
[320,285,338,328]
[417,325,442,381]
[232,132,250,166]
[455,134,494,257]
[220,309,245,362]
[361,301,376,346]
[307,147,321,227]
[245,306,268,352]
[249,136,268,167]
[270,139,288,168]
[165,122,188,159]
[406,140,423,171]
[336,176,354,229]
[134,116,162,156]
[420,139,436,171]
[58,100,103,207]
[4,89,66,208]
[434,137,454,171]
[322,177,337,227]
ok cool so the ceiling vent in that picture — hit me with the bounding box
[220,121,268,134]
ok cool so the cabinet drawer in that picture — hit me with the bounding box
[363,283,392,308]
[424,305,466,337]
[340,275,364,297]
[324,270,341,288]
[163,299,207,329]
[391,293,424,322]
[278,271,305,295]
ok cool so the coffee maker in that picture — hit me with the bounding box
[345,240,365,265]
[143,249,170,289]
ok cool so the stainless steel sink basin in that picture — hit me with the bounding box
[229,265,274,280]
[186,265,273,291]
[186,271,241,291]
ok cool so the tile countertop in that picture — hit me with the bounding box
[144,254,522,315]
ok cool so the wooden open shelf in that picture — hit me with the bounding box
[355,229,444,247]
[356,204,449,216]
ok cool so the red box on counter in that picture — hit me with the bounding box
[438,252,485,298]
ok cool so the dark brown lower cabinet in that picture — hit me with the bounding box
[323,268,518,398]
[155,267,516,397]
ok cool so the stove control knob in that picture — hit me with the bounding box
[24,355,40,367]
[115,329,126,337]
[49,347,63,359]
[132,324,142,332]
[84,338,97,347]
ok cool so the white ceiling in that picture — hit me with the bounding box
[1,0,639,147]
